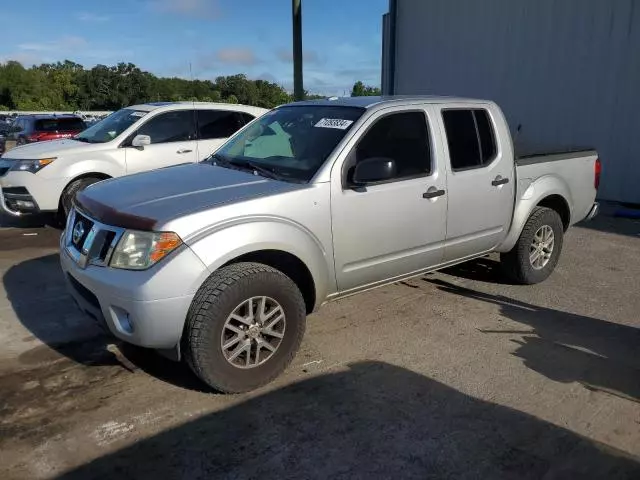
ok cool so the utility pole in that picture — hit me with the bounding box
[292,0,304,101]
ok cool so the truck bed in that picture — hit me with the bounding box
[516,147,597,166]
[515,148,598,227]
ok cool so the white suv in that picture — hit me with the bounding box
[0,102,267,219]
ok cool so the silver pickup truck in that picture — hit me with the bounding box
[60,96,600,392]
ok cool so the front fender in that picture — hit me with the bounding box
[187,217,334,308]
[497,175,573,253]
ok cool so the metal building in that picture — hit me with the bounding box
[382,0,640,203]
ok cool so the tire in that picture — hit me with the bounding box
[184,262,306,393]
[500,207,564,285]
[60,177,102,220]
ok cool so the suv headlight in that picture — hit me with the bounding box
[10,157,56,173]
[110,230,182,270]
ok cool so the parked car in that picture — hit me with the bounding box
[0,102,267,218]
[61,96,600,393]
[7,114,87,145]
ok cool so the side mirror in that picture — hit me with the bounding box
[352,157,397,185]
[131,134,151,148]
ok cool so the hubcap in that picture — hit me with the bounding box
[221,296,286,369]
[530,225,555,270]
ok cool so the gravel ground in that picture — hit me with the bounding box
[0,212,638,479]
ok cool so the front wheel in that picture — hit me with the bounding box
[59,176,103,221]
[501,206,564,285]
[184,262,306,393]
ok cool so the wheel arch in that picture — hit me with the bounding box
[497,175,572,253]
[187,219,334,313]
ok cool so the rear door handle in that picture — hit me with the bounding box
[492,176,509,186]
[423,188,446,199]
[177,148,193,154]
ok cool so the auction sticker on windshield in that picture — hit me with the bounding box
[129,111,147,118]
[314,118,354,129]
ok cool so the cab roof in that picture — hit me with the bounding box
[285,95,489,109]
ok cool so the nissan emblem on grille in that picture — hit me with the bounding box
[72,220,85,246]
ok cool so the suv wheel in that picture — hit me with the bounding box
[501,206,564,284]
[60,177,102,220]
[184,262,306,393]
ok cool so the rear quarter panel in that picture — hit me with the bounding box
[497,151,597,252]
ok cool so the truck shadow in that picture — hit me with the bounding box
[3,253,206,391]
[440,256,513,285]
[426,278,640,403]
[56,361,640,479]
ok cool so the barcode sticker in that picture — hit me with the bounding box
[314,118,354,129]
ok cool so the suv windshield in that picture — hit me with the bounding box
[211,105,364,182]
[35,117,86,132]
[75,108,147,143]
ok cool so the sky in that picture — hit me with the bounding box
[0,0,389,96]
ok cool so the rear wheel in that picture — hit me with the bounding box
[184,262,306,393]
[501,207,564,284]
[59,176,103,221]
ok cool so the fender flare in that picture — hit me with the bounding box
[497,175,573,253]
[187,216,334,308]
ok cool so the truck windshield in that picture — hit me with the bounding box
[75,108,147,143]
[211,105,364,182]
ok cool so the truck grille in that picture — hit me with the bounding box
[64,209,124,269]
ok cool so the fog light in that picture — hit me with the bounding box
[15,200,35,209]
[112,306,135,334]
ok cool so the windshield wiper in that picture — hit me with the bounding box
[210,154,286,182]
[74,137,92,143]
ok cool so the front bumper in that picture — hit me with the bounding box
[0,171,67,216]
[60,232,210,350]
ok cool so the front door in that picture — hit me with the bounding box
[331,107,447,292]
[125,109,198,174]
[438,106,516,261]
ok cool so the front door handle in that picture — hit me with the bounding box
[177,148,193,154]
[492,176,510,186]
[423,187,446,199]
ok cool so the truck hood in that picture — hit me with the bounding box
[2,138,107,158]
[76,163,307,230]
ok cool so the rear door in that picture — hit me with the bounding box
[437,105,515,262]
[124,109,198,174]
[195,109,247,160]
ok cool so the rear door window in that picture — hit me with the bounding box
[34,118,86,132]
[442,109,497,171]
[196,110,245,139]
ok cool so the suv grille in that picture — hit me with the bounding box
[64,209,124,268]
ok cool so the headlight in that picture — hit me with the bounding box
[110,230,182,270]
[10,157,56,173]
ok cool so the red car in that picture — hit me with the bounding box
[7,114,88,145]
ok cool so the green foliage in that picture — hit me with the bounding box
[351,80,381,97]
[0,59,292,110]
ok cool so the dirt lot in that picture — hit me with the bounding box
[0,212,639,479]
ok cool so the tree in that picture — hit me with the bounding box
[351,81,381,97]
[0,59,293,110]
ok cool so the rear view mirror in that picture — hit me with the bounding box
[131,134,151,148]
[352,157,397,185]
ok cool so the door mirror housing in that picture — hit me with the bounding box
[131,134,151,148]
[352,157,397,185]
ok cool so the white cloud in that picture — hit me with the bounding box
[216,48,257,65]
[149,0,221,19]
[0,52,44,66]
[76,12,110,22]
[18,36,88,52]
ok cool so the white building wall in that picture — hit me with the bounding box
[389,0,640,203]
